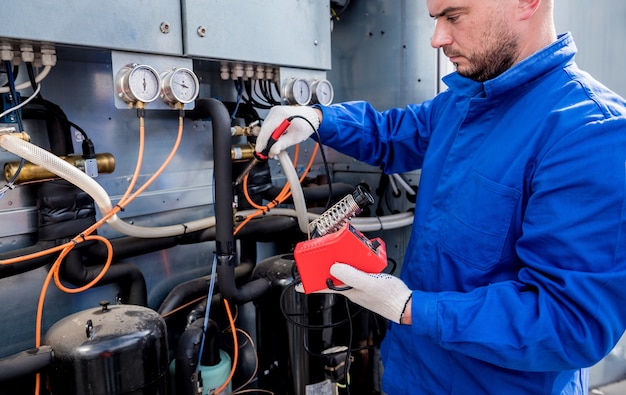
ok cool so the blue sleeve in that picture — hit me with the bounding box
[316,101,432,173]
[413,117,626,371]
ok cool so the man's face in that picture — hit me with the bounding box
[427,0,520,82]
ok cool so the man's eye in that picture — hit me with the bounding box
[447,15,459,23]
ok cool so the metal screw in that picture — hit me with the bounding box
[160,22,171,34]
[313,40,319,46]
[197,26,207,37]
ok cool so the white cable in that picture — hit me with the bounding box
[277,150,309,233]
[392,173,416,196]
[0,83,41,119]
[0,65,52,94]
[388,173,399,196]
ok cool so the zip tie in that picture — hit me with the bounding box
[114,204,125,212]
[181,223,188,234]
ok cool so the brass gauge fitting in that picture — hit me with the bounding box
[231,144,255,162]
[4,153,116,184]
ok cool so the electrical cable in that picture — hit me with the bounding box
[0,65,52,94]
[0,81,41,199]
[230,328,261,393]
[197,254,218,370]
[4,61,24,133]
[331,0,352,19]
[231,78,244,120]
[392,173,417,196]
[0,82,40,120]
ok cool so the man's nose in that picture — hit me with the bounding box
[431,21,453,48]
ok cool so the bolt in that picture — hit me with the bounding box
[197,26,207,37]
[160,22,171,34]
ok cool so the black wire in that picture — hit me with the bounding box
[332,0,352,19]
[279,281,359,330]
[231,78,244,120]
[287,114,334,209]
[243,80,272,110]
[343,296,353,394]
[5,61,25,133]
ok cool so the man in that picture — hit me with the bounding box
[256,0,626,393]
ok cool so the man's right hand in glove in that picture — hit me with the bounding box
[255,106,322,158]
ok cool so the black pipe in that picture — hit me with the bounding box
[174,319,203,395]
[157,261,254,317]
[22,99,74,156]
[0,346,53,382]
[60,249,148,306]
[195,98,271,304]
[174,318,222,395]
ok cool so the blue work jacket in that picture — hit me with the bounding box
[316,33,626,394]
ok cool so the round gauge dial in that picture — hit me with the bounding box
[283,77,312,106]
[160,67,200,105]
[310,79,334,106]
[115,64,161,104]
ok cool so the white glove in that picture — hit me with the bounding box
[298,263,413,324]
[255,106,320,157]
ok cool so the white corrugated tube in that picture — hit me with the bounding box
[0,134,216,238]
[278,150,310,233]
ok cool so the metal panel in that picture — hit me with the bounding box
[182,0,332,69]
[0,0,183,55]
[326,0,437,109]
[554,0,626,97]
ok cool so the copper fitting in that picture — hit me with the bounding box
[4,153,116,184]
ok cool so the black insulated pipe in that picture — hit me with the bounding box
[193,98,271,304]
[0,346,53,382]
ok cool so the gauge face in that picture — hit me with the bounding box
[161,67,200,105]
[283,77,312,106]
[116,64,161,104]
[311,79,334,106]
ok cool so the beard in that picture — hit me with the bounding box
[444,27,520,82]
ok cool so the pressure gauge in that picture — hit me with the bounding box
[283,77,312,106]
[115,64,161,104]
[160,67,200,105]
[310,79,334,106]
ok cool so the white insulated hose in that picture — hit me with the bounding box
[0,134,216,238]
[0,134,411,238]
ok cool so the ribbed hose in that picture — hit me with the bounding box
[278,151,309,233]
[0,134,216,238]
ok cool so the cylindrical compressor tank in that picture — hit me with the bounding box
[44,301,168,395]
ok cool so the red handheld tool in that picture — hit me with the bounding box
[235,118,292,185]
[294,223,387,294]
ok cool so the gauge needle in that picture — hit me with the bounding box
[176,81,189,89]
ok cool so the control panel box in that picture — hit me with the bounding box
[182,0,331,70]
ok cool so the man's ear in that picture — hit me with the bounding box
[517,0,542,20]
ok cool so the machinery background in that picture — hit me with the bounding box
[0,0,623,394]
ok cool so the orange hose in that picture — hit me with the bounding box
[31,111,183,395]
[215,299,238,394]
[234,143,320,236]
